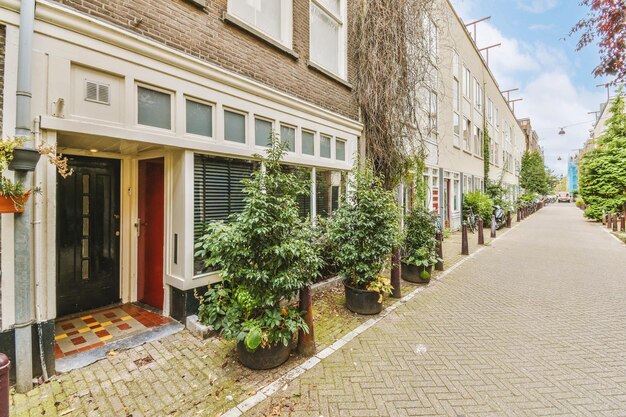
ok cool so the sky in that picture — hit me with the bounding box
[450,0,615,175]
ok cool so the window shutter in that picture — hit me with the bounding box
[193,155,255,275]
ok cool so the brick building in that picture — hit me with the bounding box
[0,0,361,381]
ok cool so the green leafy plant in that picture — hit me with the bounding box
[403,207,439,269]
[579,92,626,221]
[520,151,548,195]
[195,136,321,351]
[462,191,494,223]
[328,161,400,294]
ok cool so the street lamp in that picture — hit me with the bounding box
[558,128,565,135]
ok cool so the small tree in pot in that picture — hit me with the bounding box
[195,138,321,370]
[328,162,400,315]
[402,207,439,283]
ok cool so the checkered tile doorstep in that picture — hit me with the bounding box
[54,305,171,358]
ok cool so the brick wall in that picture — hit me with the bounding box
[53,0,359,120]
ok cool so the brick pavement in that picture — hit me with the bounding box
[247,204,626,416]
[8,211,517,417]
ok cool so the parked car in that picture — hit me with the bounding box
[557,192,570,203]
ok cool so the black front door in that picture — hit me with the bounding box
[57,156,121,317]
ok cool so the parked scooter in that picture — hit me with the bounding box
[492,205,506,229]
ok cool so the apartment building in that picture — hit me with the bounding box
[417,0,526,229]
[519,118,542,154]
[0,0,360,380]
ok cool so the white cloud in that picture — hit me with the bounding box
[528,23,556,31]
[516,0,559,13]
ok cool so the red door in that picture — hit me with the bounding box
[137,158,165,310]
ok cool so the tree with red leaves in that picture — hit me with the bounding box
[570,0,626,84]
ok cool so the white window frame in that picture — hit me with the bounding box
[254,115,275,148]
[463,66,471,98]
[184,96,216,140]
[309,0,348,79]
[136,83,174,132]
[223,107,249,145]
[301,129,317,157]
[227,0,293,48]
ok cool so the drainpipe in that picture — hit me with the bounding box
[14,0,36,394]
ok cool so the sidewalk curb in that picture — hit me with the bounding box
[221,220,523,417]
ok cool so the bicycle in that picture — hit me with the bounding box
[465,206,478,233]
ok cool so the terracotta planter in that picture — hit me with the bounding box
[344,282,383,315]
[237,340,291,370]
[0,193,30,213]
[401,262,432,284]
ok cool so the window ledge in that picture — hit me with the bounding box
[183,0,206,9]
[307,61,353,90]
[223,12,299,60]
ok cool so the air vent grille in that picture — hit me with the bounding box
[85,80,110,105]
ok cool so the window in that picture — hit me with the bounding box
[137,86,171,130]
[255,117,273,147]
[228,0,292,47]
[302,130,315,155]
[310,0,345,77]
[280,124,295,151]
[224,110,246,143]
[428,91,438,136]
[193,155,256,275]
[452,51,459,77]
[453,78,460,112]
[463,66,471,97]
[453,113,460,147]
[474,126,483,156]
[463,118,471,152]
[320,134,331,158]
[495,107,499,128]
[494,142,500,165]
[453,173,460,211]
[336,139,346,161]
[474,78,482,111]
[487,99,493,125]
[425,17,438,61]
[186,99,213,137]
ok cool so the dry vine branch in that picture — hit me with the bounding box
[351,0,440,190]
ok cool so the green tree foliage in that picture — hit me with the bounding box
[483,127,490,181]
[545,168,559,194]
[579,94,626,220]
[403,207,438,268]
[520,151,548,195]
[328,162,400,291]
[195,137,321,351]
[462,191,494,222]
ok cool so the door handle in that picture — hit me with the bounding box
[135,218,141,237]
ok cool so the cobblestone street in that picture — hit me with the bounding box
[248,204,626,416]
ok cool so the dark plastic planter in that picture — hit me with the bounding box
[8,148,40,171]
[344,282,383,315]
[401,262,432,284]
[237,340,291,370]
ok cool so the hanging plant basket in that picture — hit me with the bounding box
[0,192,30,213]
[8,147,41,171]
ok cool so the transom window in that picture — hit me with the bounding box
[280,124,296,151]
[228,0,293,47]
[310,0,346,78]
[137,86,172,130]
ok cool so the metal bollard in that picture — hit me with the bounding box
[602,210,606,225]
[297,286,315,356]
[607,213,612,229]
[461,223,469,255]
[477,218,484,245]
[613,214,619,232]
[435,230,444,271]
[490,215,497,238]
[390,248,401,299]
[0,353,9,417]
[621,215,625,232]
[506,212,512,228]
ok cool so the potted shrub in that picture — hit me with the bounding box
[401,207,439,284]
[195,138,320,370]
[328,162,399,315]
[0,138,73,213]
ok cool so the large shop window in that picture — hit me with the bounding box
[194,155,256,275]
[310,0,345,77]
